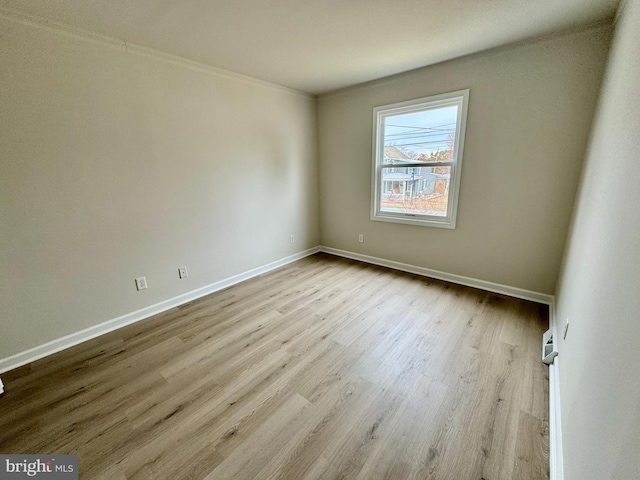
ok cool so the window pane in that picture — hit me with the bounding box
[384,106,458,163]
[380,166,451,217]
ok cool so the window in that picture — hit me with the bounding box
[371,89,469,228]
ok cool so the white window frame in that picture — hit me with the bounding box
[371,89,469,229]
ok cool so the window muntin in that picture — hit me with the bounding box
[371,90,469,228]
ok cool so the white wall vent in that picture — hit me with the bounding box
[543,328,558,365]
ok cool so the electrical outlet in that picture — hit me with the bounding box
[563,319,570,339]
[178,266,188,279]
[290,235,295,244]
[358,234,364,243]
[135,276,147,291]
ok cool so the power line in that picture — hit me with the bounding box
[384,132,453,141]
[385,139,452,147]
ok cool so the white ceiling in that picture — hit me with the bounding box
[0,0,619,94]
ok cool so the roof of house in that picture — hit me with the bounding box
[384,146,410,161]
[382,172,420,181]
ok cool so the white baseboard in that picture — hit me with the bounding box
[0,247,320,374]
[318,246,554,305]
[548,312,564,480]
[549,360,564,480]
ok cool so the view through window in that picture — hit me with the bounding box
[371,90,469,228]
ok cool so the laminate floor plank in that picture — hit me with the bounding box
[512,411,550,480]
[0,253,549,479]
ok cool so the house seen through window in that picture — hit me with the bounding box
[371,90,469,228]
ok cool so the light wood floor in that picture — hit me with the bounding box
[0,253,549,479]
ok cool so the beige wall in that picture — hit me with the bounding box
[317,25,612,295]
[555,0,640,478]
[0,17,319,360]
